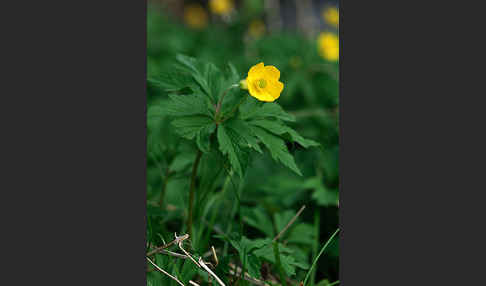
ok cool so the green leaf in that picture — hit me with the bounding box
[286,223,316,245]
[169,152,194,172]
[304,177,339,206]
[171,115,216,152]
[249,119,320,148]
[241,206,274,237]
[175,54,200,74]
[227,62,240,85]
[249,126,302,176]
[274,210,297,238]
[246,255,262,278]
[226,118,263,153]
[175,54,223,102]
[148,71,200,94]
[157,93,213,117]
[240,100,296,122]
[217,125,250,178]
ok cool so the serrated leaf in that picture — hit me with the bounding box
[171,116,216,152]
[217,125,250,178]
[203,62,223,101]
[226,118,263,153]
[175,54,199,74]
[175,54,221,102]
[158,93,213,117]
[226,236,269,279]
[279,255,297,276]
[249,119,320,148]
[287,223,316,245]
[148,71,200,94]
[249,126,303,176]
[227,62,240,85]
[240,100,296,122]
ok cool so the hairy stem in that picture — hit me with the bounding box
[187,150,203,238]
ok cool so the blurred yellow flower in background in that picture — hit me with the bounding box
[183,4,208,29]
[209,0,234,15]
[248,19,266,38]
[322,6,339,27]
[244,62,284,102]
[318,32,339,62]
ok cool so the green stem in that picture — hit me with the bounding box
[220,95,247,123]
[310,208,321,286]
[273,242,288,286]
[303,228,340,286]
[202,170,232,246]
[215,84,239,119]
[187,150,203,238]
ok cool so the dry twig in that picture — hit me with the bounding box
[175,233,201,268]
[273,205,306,242]
[198,257,226,286]
[147,233,189,256]
[146,257,185,286]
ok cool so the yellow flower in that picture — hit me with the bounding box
[244,62,284,102]
[322,7,339,27]
[248,19,266,38]
[318,32,339,62]
[209,0,234,15]
[183,4,208,29]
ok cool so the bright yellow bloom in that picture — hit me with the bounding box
[322,7,339,27]
[209,0,234,15]
[183,4,208,29]
[318,32,339,62]
[248,20,266,38]
[244,63,284,102]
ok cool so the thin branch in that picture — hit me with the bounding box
[273,205,306,242]
[160,249,190,259]
[177,234,201,268]
[198,257,226,286]
[146,257,185,286]
[189,281,200,286]
[146,233,189,256]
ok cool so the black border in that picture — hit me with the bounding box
[2,1,147,284]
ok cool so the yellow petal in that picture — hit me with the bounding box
[248,85,274,102]
[266,80,284,100]
[264,65,280,80]
[247,62,265,81]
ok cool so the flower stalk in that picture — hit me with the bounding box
[187,149,203,238]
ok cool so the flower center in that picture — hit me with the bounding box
[257,78,267,89]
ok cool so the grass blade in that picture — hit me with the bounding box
[303,228,340,286]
